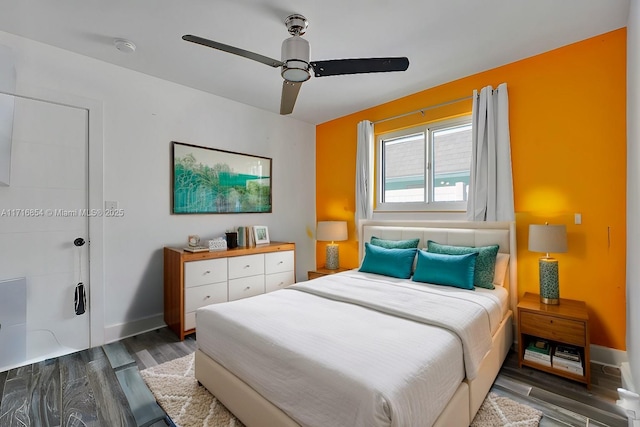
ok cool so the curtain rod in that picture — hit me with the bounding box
[372,95,473,125]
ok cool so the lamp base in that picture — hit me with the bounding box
[539,258,560,305]
[326,244,339,270]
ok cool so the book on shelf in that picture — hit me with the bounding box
[553,361,583,375]
[524,353,551,367]
[554,344,581,362]
[526,339,551,355]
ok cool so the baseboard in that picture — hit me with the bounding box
[621,362,636,392]
[104,314,166,344]
[590,344,627,367]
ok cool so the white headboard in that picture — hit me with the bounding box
[359,220,518,312]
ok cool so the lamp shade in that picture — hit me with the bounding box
[317,221,348,242]
[528,224,567,254]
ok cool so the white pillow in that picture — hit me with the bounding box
[493,253,510,287]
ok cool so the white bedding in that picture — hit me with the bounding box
[196,271,507,427]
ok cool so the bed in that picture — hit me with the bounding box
[195,220,517,427]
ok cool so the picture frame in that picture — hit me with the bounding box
[172,141,272,214]
[253,225,270,245]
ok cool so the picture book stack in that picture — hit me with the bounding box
[524,339,551,367]
[552,344,583,375]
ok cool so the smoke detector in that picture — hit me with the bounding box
[114,38,136,53]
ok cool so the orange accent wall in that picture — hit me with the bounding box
[316,29,627,350]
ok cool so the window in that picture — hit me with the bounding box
[377,117,472,211]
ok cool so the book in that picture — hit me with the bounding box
[554,344,581,362]
[183,246,209,253]
[526,339,551,355]
[237,226,246,247]
[553,362,583,375]
[524,353,551,367]
[524,350,551,362]
[553,357,583,370]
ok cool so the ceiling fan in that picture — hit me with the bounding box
[182,14,409,115]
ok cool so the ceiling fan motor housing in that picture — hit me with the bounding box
[281,36,311,82]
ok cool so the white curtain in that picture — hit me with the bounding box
[466,83,515,221]
[355,120,374,239]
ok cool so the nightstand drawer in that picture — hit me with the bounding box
[520,311,586,346]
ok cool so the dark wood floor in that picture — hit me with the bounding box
[0,327,628,426]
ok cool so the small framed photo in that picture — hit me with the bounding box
[253,225,270,245]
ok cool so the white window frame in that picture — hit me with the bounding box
[376,116,472,212]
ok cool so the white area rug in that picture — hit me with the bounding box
[141,353,542,427]
[471,392,543,427]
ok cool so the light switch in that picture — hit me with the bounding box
[574,213,582,225]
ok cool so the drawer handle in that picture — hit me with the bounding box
[203,270,211,274]
[278,261,283,265]
[244,286,251,291]
[204,295,210,300]
[244,265,251,268]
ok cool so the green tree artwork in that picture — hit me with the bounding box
[172,142,272,213]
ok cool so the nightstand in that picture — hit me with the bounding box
[308,267,350,280]
[517,292,590,388]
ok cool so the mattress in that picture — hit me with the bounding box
[196,271,507,427]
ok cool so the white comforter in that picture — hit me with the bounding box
[196,271,504,427]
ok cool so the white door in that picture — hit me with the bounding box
[0,93,89,369]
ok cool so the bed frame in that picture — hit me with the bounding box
[195,220,517,427]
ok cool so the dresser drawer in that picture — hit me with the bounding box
[265,251,294,274]
[229,254,264,279]
[265,271,295,293]
[520,311,586,346]
[184,282,228,313]
[228,275,265,301]
[184,258,227,288]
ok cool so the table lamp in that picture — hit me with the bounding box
[528,223,568,305]
[317,221,348,270]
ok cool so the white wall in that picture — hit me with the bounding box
[627,0,640,393]
[0,30,316,343]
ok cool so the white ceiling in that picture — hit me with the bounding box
[0,0,630,124]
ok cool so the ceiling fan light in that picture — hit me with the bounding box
[282,60,311,82]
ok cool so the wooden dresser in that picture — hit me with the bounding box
[164,242,295,340]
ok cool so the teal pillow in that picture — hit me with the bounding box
[426,241,499,289]
[370,236,420,249]
[359,243,417,279]
[412,251,478,290]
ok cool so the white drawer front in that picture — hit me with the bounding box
[265,271,295,293]
[228,275,265,301]
[185,311,196,331]
[265,251,294,274]
[228,254,264,279]
[184,282,228,313]
[185,258,227,288]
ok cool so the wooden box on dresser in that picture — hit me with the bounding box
[164,242,296,340]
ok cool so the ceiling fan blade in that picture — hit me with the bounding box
[310,57,409,77]
[280,81,302,115]
[182,35,284,68]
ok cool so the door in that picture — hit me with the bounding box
[0,93,89,369]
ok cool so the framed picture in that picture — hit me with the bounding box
[172,142,272,214]
[253,225,270,245]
